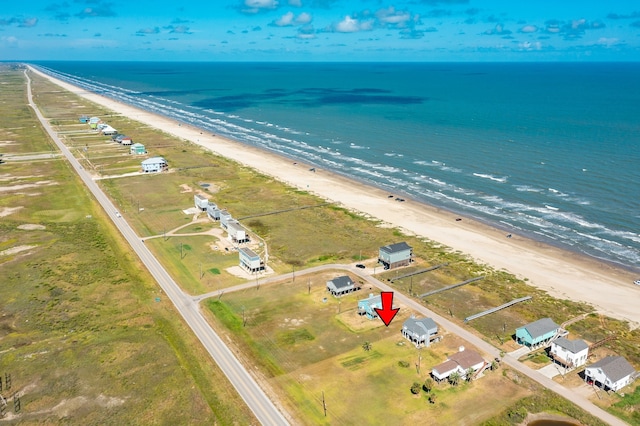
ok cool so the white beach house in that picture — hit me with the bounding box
[431,347,485,382]
[549,337,589,369]
[141,157,168,173]
[584,356,636,392]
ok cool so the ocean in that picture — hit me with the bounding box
[32,62,640,271]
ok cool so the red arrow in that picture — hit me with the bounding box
[374,291,400,327]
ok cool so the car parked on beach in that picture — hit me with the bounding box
[634,280,640,286]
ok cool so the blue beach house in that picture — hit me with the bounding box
[378,242,412,270]
[358,294,382,320]
[515,318,560,348]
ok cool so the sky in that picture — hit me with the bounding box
[1,0,640,61]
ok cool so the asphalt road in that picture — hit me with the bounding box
[25,69,290,426]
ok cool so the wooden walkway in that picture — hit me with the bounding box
[418,276,485,298]
[389,263,448,283]
[464,296,532,323]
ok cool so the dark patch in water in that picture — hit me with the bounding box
[192,87,426,111]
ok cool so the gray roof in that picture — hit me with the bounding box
[403,317,438,336]
[589,356,636,383]
[380,242,412,254]
[238,247,259,259]
[553,337,588,354]
[330,276,354,290]
[518,318,559,339]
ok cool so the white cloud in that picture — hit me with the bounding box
[243,0,279,14]
[334,16,373,33]
[274,12,295,26]
[272,11,312,26]
[596,37,620,47]
[376,7,412,27]
[519,25,537,33]
[1,36,19,46]
[296,12,312,25]
[288,0,302,6]
[518,41,542,51]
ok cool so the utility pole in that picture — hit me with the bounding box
[322,391,327,417]
[308,278,311,295]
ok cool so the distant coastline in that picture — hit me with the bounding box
[29,61,640,272]
[27,64,640,326]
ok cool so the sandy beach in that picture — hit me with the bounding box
[29,66,640,327]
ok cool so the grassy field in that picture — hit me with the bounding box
[18,65,640,425]
[203,279,532,425]
[0,65,255,424]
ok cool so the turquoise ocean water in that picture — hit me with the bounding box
[33,62,640,271]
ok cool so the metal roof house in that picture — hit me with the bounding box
[219,210,232,229]
[239,247,264,274]
[549,338,589,369]
[206,203,221,220]
[326,275,356,297]
[101,125,118,135]
[357,294,383,320]
[227,220,248,243]
[88,117,100,129]
[120,136,133,146]
[378,242,412,270]
[79,115,89,123]
[431,347,485,382]
[401,316,438,348]
[130,143,146,155]
[585,356,636,392]
[515,318,560,348]
[194,194,209,211]
[141,157,168,173]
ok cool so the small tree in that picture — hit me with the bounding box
[422,378,434,393]
[448,371,461,386]
[491,360,499,371]
[465,367,475,382]
[362,341,372,352]
[428,393,438,404]
[410,382,421,395]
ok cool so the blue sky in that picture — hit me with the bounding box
[2,0,640,61]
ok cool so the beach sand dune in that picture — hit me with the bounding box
[28,66,640,327]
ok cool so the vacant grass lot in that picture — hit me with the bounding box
[203,278,532,425]
[24,66,639,425]
[0,65,254,424]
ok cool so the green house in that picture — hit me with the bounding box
[515,318,559,348]
[130,143,146,155]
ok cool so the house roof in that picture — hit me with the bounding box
[449,349,485,370]
[131,143,145,148]
[553,337,588,354]
[518,318,559,339]
[589,356,636,383]
[379,242,412,254]
[227,221,244,233]
[330,276,354,290]
[432,360,459,376]
[238,247,259,259]
[403,317,438,336]
[141,156,166,165]
[195,194,207,201]
[359,294,382,305]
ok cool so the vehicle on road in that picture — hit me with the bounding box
[355,263,365,269]
[115,211,121,218]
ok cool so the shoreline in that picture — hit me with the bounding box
[28,65,640,327]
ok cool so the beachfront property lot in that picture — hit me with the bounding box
[22,67,640,424]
